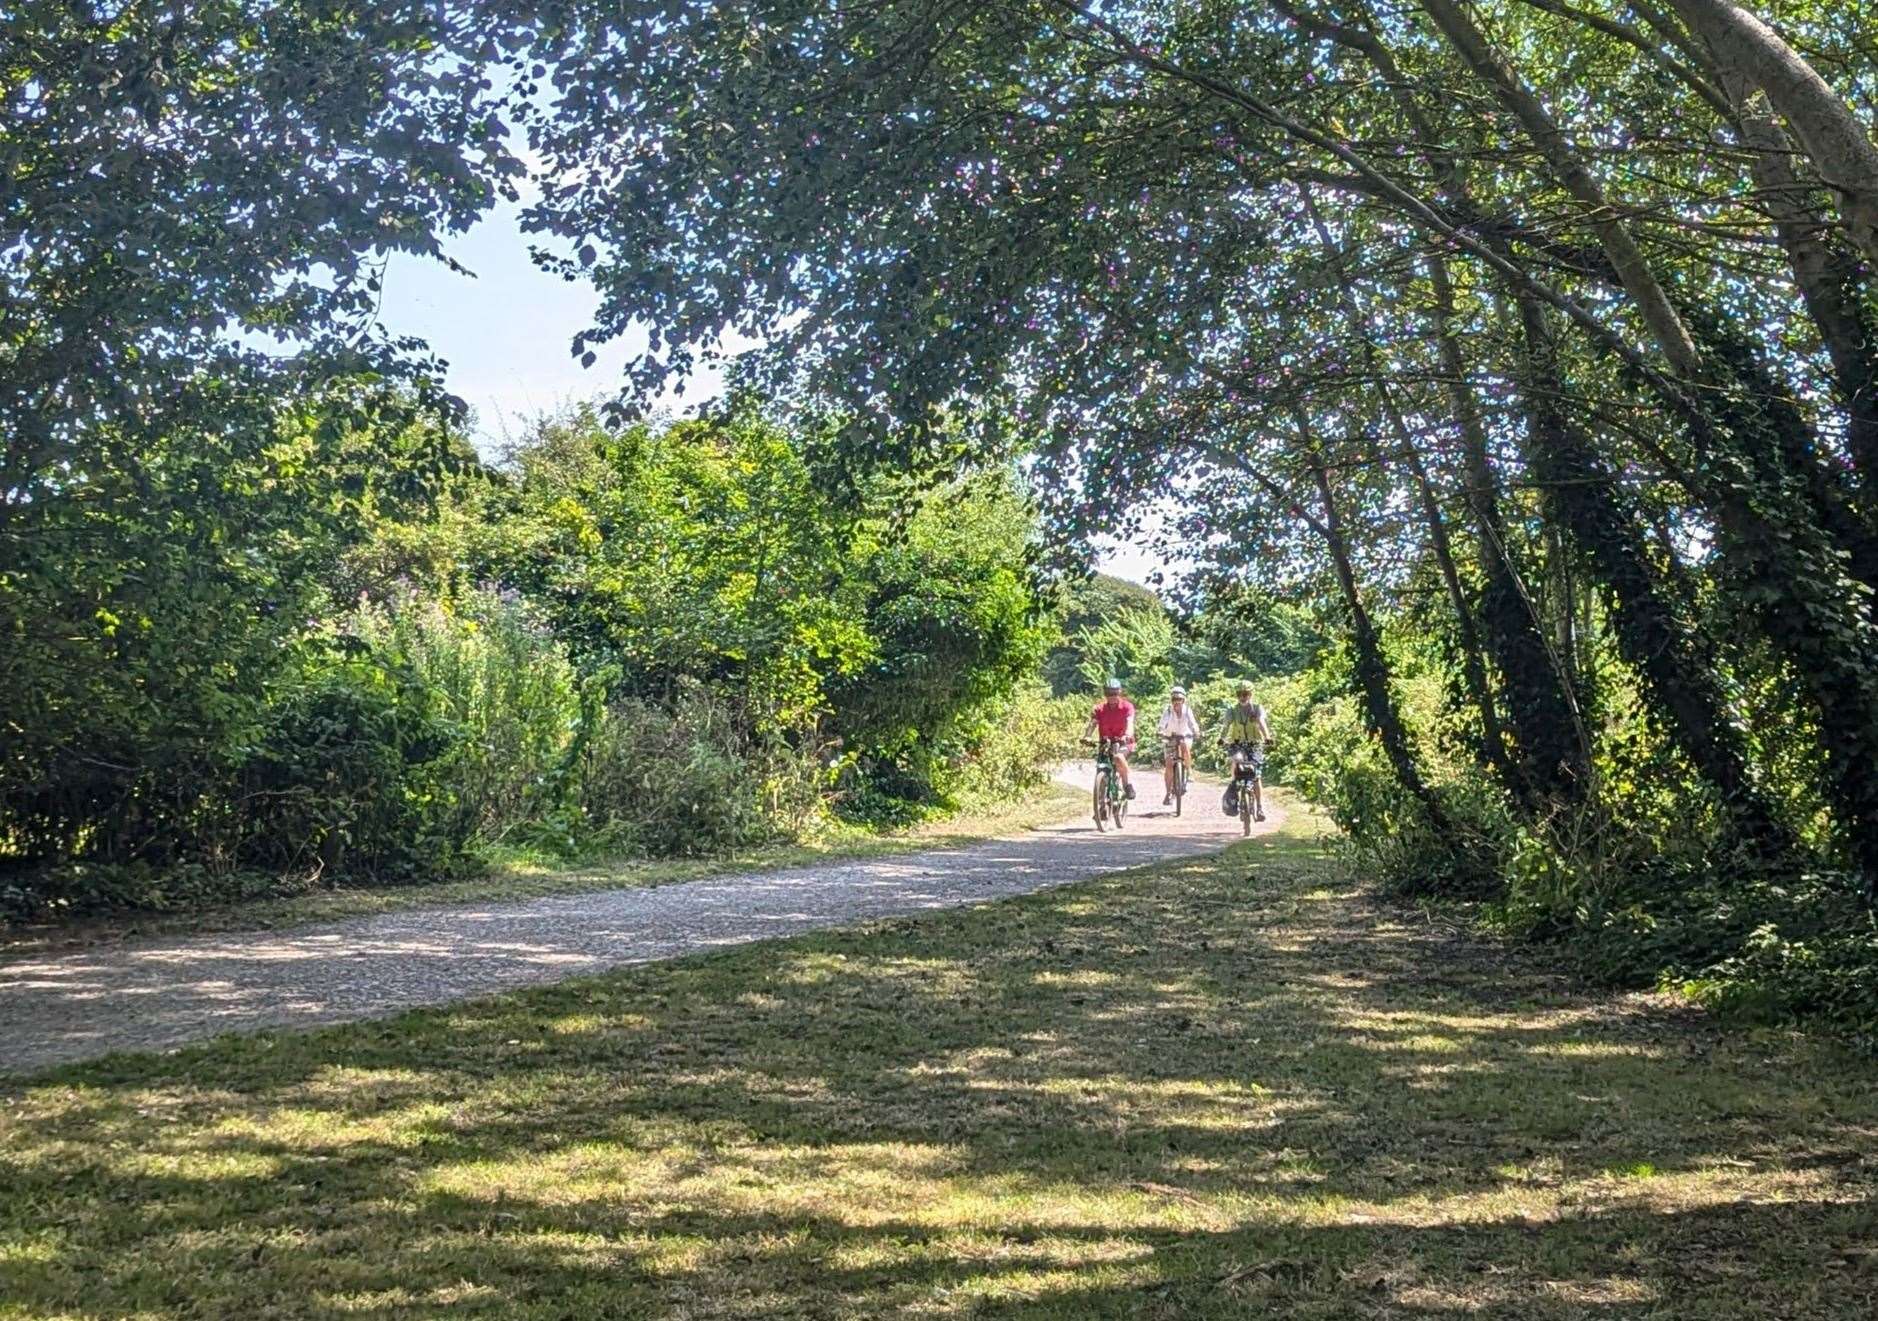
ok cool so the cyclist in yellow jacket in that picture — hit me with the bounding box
[1219,682,1273,821]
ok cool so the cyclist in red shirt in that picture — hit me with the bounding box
[1081,677,1137,799]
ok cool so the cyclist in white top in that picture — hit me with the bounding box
[1158,685,1202,805]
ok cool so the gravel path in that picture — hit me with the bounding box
[1,765,1277,1074]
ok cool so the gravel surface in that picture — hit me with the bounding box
[1,765,1276,1074]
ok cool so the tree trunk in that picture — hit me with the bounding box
[1393,417,1518,788]
[1682,311,1878,592]
[1416,3,1878,875]
[1707,56,1878,511]
[1663,0,1878,265]
[1293,183,1523,797]
[1426,251,1592,808]
[1512,293,1796,856]
[1419,0,1705,376]
[1304,442,1452,832]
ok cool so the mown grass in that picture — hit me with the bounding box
[3,801,1875,1318]
[0,784,1088,957]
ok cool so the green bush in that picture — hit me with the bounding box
[0,860,300,923]
[939,682,1082,806]
[234,642,473,884]
[2,403,1071,924]
[1535,856,1878,1044]
[349,587,590,849]
[574,686,825,856]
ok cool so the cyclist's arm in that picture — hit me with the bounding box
[1081,712,1098,740]
[1258,711,1273,742]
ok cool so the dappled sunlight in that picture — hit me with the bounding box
[1282,1165,1854,1232]
[317,1281,508,1314]
[932,1258,1164,1313]
[197,1096,496,1159]
[1381,1060,1508,1092]
[1029,968,1126,990]
[1328,1006,1604,1035]
[1354,1031,1468,1054]
[0,1232,63,1267]
[1391,1276,1660,1312]
[3,828,1874,1317]
[110,1146,286,1182]
[770,950,985,998]
[294,1065,447,1100]
[1526,1039,1673,1060]
[825,1226,1158,1279]
[421,1138,969,1213]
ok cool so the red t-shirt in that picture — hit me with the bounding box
[1092,698,1134,739]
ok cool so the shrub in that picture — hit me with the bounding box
[573,686,825,856]
[234,642,474,883]
[937,682,1083,806]
[348,587,589,848]
[1521,853,1878,1044]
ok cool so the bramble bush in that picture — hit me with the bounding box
[571,686,829,858]
[348,586,590,851]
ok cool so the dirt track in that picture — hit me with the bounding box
[0,764,1278,1074]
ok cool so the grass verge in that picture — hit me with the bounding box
[3,802,1875,1318]
[0,783,1087,958]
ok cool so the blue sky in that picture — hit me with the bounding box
[377,201,1159,583]
[378,198,667,449]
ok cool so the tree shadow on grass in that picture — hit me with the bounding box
[3,840,1875,1317]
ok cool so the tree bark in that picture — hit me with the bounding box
[1198,430,1449,829]
[1681,311,1878,592]
[1385,395,1519,790]
[1418,0,1706,377]
[1304,442,1452,832]
[1663,0,1878,265]
[1294,185,1524,798]
[1703,49,1878,508]
[1426,251,1592,808]
[1406,3,1878,868]
[1512,292,1796,856]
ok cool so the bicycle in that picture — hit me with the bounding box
[1089,736,1128,832]
[1165,733,1192,817]
[1226,741,1266,837]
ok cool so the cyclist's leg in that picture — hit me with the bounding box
[1114,750,1134,797]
